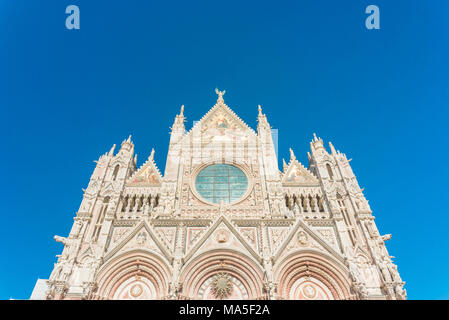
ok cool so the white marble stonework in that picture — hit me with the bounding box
[38,90,406,300]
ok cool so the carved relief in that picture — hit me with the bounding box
[215,229,231,244]
[296,231,309,247]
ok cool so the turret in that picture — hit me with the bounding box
[119,135,134,156]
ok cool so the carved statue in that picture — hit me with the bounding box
[284,206,294,219]
[169,281,183,299]
[355,282,368,299]
[387,262,402,282]
[164,199,174,215]
[378,260,392,283]
[82,282,96,298]
[215,88,226,101]
[293,202,300,216]
[347,258,362,284]
[49,262,63,281]
[153,205,164,219]
[264,281,277,300]
[136,231,147,245]
[395,284,407,300]
[60,258,75,281]
[85,258,102,283]
[287,196,294,209]
[272,198,282,215]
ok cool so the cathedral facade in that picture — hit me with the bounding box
[41,90,406,300]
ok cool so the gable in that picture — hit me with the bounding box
[104,221,172,263]
[282,160,319,186]
[184,216,261,264]
[274,218,345,264]
[126,152,162,187]
[184,99,257,144]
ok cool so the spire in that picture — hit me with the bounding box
[257,104,271,134]
[120,134,134,153]
[310,132,325,151]
[170,105,186,145]
[108,144,116,156]
[172,105,186,131]
[215,88,226,103]
[329,141,337,155]
[150,148,155,160]
[283,158,288,172]
[289,148,296,161]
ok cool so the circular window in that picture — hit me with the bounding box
[195,164,248,204]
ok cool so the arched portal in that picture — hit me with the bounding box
[180,250,265,300]
[93,250,170,300]
[275,250,353,300]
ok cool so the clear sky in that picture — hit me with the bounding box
[1,0,448,300]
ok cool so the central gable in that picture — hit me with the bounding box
[184,96,257,144]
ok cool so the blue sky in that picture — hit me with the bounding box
[1,0,448,300]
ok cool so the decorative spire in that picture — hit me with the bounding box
[120,134,134,153]
[108,144,116,156]
[283,158,288,172]
[310,132,325,150]
[173,105,186,129]
[289,148,296,161]
[150,148,155,160]
[329,141,337,155]
[257,104,271,134]
[215,88,226,103]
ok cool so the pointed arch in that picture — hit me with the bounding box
[93,249,171,300]
[180,249,265,300]
[274,250,353,300]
